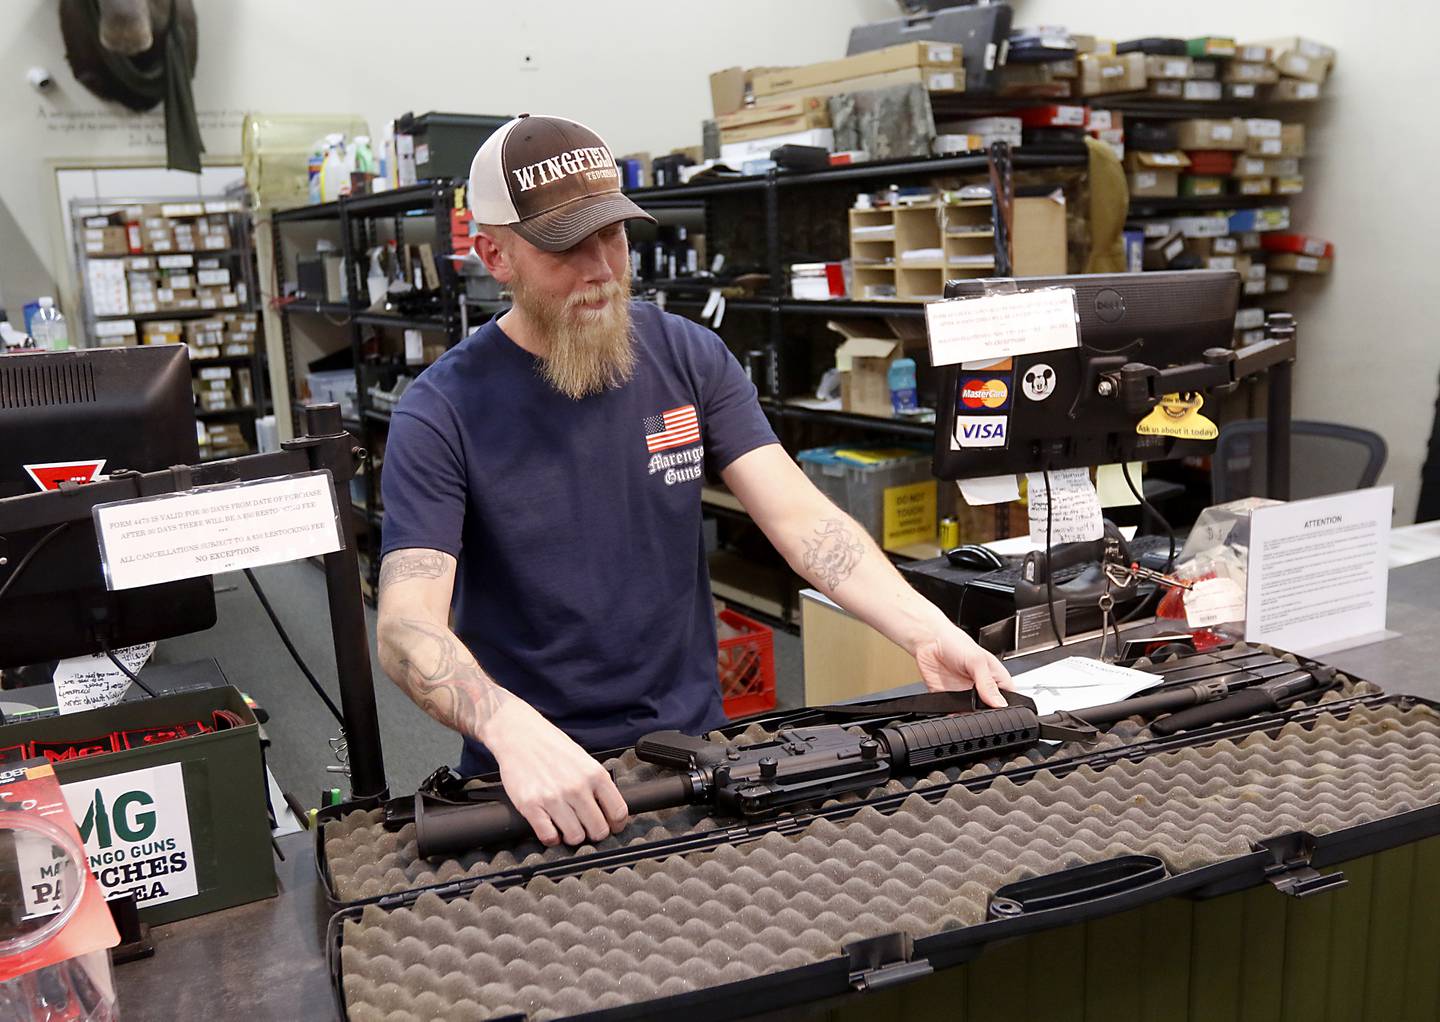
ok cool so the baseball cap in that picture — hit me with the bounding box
[468,114,655,252]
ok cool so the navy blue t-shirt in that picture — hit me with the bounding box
[381,302,778,774]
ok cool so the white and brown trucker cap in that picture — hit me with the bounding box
[468,114,655,252]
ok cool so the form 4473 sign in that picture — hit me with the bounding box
[61,763,199,907]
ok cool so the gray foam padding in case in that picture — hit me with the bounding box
[339,699,1437,1022]
[323,647,1379,905]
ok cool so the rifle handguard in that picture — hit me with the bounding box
[880,706,1041,768]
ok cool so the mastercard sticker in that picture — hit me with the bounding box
[1136,391,1219,440]
[958,377,1010,411]
[960,357,1014,372]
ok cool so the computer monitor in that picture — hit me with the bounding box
[0,345,216,669]
[931,270,1241,481]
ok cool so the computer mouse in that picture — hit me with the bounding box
[945,544,1005,571]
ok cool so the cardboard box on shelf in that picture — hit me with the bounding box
[1270,79,1321,101]
[721,113,830,145]
[1271,50,1332,83]
[1268,252,1330,274]
[1223,62,1279,84]
[720,128,834,164]
[995,63,1071,98]
[1145,55,1192,80]
[1078,52,1146,96]
[92,318,137,347]
[1187,37,1237,58]
[716,99,827,132]
[834,336,904,418]
[1277,123,1305,157]
[1260,233,1333,259]
[709,66,790,117]
[1175,118,1247,151]
[1017,104,1087,128]
[1124,150,1191,173]
[752,42,963,98]
[84,226,129,256]
[1012,190,1067,276]
[1181,80,1222,101]
[1146,80,1183,99]
[1237,177,1273,195]
[1275,175,1304,194]
[1236,44,1272,63]
[1180,175,1225,197]
[1225,83,1259,101]
[1128,169,1179,198]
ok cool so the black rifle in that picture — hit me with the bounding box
[408,669,1323,859]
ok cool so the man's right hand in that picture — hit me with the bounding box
[480,698,630,847]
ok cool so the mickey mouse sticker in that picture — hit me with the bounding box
[1136,391,1219,440]
[1021,363,1055,401]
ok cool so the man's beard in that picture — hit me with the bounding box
[510,271,636,400]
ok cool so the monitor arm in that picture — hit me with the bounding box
[0,403,388,803]
[1088,312,1298,500]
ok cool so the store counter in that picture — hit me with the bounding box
[113,557,1440,1020]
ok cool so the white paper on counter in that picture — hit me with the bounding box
[1011,656,1156,716]
[1245,486,1393,654]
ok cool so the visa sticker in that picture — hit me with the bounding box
[952,415,1008,449]
[1136,392,1219,440]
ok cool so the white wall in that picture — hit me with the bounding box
[3,0,1434,518]
[0,0,891,305]
[1014,0,1440,521]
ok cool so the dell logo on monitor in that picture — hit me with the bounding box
[1094,288,1126,322]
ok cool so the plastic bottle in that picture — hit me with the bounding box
[888,357,917,413]
[31,297,68,351]
[352,135,376,177]
[319,135,348,202]
[307,139,326,204]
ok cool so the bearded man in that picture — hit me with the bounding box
[376,114,1012,849]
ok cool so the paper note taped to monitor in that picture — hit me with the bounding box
[93,470,344,591]
[925,288,1079,367]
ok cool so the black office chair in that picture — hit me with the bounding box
[1211,419,1387,504]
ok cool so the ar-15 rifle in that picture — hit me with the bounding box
[406,666,1326,859]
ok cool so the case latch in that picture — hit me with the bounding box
[1259,832,1347,898]
[843,932,932,992]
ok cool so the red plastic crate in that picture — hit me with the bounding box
[716,608,777,719]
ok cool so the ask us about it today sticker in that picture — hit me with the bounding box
[1136,391,1219,440]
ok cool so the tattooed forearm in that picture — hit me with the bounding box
[801,517,865,591]
[378,550,448,589]
[387,617,513,740]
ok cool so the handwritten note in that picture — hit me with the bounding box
[925,288,1079,367]
[55,643,155,714]
[1026,468,1104,546]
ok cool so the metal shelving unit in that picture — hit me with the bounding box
[270,179,464,599]
[69,192,271,460]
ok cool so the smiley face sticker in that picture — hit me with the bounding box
[1136,391,1219,440]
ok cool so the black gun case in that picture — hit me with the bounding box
[322,646,1440,1020]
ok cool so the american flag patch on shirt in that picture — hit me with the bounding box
[643,405,700,453]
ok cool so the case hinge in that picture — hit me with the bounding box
[1258,832,1348,898]
[843,932,932,992]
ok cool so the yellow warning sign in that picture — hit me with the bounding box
[882,480,937,550]
[1136,391,1218,440]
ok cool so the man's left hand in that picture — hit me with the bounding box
[913,625,1012,707]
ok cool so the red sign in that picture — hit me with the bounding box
[23,459,105,491]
